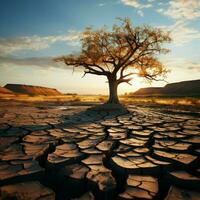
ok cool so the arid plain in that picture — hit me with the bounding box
[0,94,200,200]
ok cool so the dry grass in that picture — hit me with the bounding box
[0,93,200,106]
[0,94,106,103]
[120,96,200,106]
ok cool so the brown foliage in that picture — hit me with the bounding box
[55,18,171,103]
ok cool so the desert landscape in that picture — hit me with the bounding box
[0,82,200,200]
[0,0,200,200]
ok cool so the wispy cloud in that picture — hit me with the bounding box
[0,31,80,56]
[0,56,83,72]
[161,57,200,72]
[171,22,200,45]
[121,0,152,16]
[137,10,144,17]
[156,8,164,13]
[186,61,200,72]
[121,0,152,9]
[163,0,200,21]
[0,56,63,69]
[158,21,200,45]
[98,3,106,7]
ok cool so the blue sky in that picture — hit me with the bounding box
[0,0,200,94]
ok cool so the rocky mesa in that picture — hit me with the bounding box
[4,84,62,96]
[0,87,14,94]
[133,79,200,97]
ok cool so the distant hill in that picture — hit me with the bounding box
[132,79,200,97]
[133,87,163,96]
[0,87,14,94]
[4,84,62,96]
[163,80,200,95]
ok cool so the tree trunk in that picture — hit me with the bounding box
[107,76,119,104]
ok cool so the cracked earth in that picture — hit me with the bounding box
[0,101,200,200]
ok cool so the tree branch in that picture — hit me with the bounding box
[117,77,132,85]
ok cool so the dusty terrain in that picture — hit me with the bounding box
[0,100,200,200]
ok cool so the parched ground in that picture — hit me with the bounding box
[0,100,200,200]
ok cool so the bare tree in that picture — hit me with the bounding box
[55,18,171,104]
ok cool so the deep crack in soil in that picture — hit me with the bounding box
[0,101,200,200]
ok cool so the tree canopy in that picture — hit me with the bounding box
[55,18,171,104]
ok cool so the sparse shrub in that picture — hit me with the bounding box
[99,96,106,103]
[71,97,81,102]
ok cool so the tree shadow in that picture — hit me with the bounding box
[60,103,129,125]
[20,103,130,132]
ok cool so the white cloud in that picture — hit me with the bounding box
[163,0,200,21]
[121,0,152,9]
[121,0,152,17]
[137,10,144,17]
[98,3,105,7]
[156,8,164,13]
[0,31,80,56]
[156,1,200,45]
